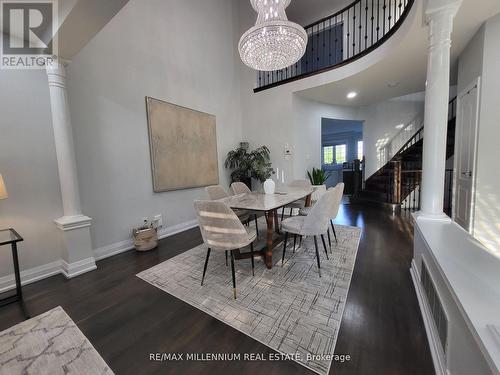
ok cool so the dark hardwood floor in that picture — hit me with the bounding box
[0,204,434,375]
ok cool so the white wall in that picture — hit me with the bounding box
[457,25,484,94]
[292,95,358,179]
[0,69,64,280]
[66,0,244,252]
[238,11,425,186]
[358,96,425,177]
[463,14,500,254]
[287,0,353,27]
[239,54,359,188]
[238,0,425,183]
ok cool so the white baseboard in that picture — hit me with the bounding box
[157,219,198,239]
[93,238,135,261]
[410,259,448,375]
[0,260,62,294]
[93,219,198,261]
[0,219,199,293]
[60,257,97,279]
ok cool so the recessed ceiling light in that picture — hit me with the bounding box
[347,92,357,99]
[396,124,405,129]
[388,81,400,88]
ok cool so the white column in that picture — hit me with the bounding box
[47,60,96,278]
[419,0,462,220]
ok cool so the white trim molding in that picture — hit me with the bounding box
[0,260,62,294]
[0,219,199,293]
[60,257,97,279]
[54,214,92,231]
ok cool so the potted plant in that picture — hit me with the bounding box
[225,143,274,191]
[307,167,330,201]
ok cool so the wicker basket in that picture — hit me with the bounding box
[133,227,158,251]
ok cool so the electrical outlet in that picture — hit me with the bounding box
[154,214,163,228]
[142,217,149,226]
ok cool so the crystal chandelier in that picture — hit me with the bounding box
[239,0,307,71]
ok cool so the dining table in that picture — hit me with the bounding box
[219,186,313,269]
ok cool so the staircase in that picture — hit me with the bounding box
[353,98,457,211]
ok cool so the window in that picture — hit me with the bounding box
[323,146,334,164]
[323,144,347,164]
[357,141,363,160]
[335,144,347,164]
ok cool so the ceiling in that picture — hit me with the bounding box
[56,0,130,60]
[295,0,500,106]
[0,0,129,61]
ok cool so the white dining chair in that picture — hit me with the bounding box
[194,200,256,299]
[205,185,250,228]
[280,189,336,277]
[230,182,260,235]
[329,182,345,243]
[299,183,344,250]
[281,179,312,220]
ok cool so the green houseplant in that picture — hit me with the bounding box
[307,167,331,186]
[225,143,274,188]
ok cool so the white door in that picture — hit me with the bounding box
[453,80,480,232]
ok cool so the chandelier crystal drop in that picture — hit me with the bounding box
[239,0,307,72]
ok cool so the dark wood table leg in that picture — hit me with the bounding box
[273,209,281,234]
[11,243,29,318]
[305,193,312,207]
[265,210,275,269]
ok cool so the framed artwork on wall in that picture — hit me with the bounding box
[145,97,219,192]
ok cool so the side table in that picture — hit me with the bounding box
[0,228,29,318]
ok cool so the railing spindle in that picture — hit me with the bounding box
[383,0,386,36]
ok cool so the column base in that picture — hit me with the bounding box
[54,215,96,279]
[60,257,97,279]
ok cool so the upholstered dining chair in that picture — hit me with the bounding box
[280,189,336,277]
[329,182,345,243]
[299,183,344,249]
[230,181,251,195]
[194,200,256,299]
[230,182,259,235]
[281,179,312,220]
[205,185,250,228]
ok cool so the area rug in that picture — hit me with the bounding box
[0,306,114,375]
[137,222,361,375]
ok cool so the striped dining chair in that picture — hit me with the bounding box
[194,200,256,299]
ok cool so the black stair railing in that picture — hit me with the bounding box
[255,0,415,92]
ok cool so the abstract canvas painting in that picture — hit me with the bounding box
[146,97,219,191]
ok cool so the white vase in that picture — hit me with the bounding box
[263,178,275,194]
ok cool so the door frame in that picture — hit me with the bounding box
[452,77,481,233]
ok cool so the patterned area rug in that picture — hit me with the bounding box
[138,221,361,375]
[0,306,113,375]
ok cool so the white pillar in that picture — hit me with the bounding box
[419,0,462,220]
[47,60,96,278]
